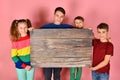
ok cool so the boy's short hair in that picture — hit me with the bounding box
[54,7,65,15]
[74,16,84,22]
[97,23,109,31]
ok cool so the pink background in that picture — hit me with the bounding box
[0,0,120,80]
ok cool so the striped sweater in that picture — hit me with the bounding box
[11,35,30,69]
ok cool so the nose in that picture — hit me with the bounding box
[21,27,27,31]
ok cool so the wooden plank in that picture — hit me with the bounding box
[31,58,92,67]
[31,47,92,58]
[30,29,93,67]
[30,28,93,39]
[31,38,92,48]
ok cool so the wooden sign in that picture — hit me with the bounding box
[30,29,93,67]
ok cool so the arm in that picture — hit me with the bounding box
[25,65,32,71]
[28,27,34,31]
[11,42,27,68]
[107,37,112,42]
[90,55,111,71]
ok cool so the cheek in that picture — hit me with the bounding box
[55,17,59,21]
[98,33,102,37]
[25,28,28,32]
[55,15,59,19]
[18,28,22,32]
[60,17,64,21]
[99,33,107,38]
[75,24,78,26]
[104,34,108,37]
[55,16,57,19]
[81,23,84,26]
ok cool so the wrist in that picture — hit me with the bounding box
[21,63,27,68]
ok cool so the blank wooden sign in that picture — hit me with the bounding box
[30,29,93,67]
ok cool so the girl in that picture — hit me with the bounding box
[10,19,34,80]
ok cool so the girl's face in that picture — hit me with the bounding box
[74,19,84,28]
[18,22,28,36]
[54,11,65,24]
[97,28,108,40]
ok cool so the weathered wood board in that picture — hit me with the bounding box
[30,29,93,67]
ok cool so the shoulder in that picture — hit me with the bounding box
[40,23,54,28]
[106,42,114,56]
[93,38,99,42]
[92,38,100,46]
[40,23,73,28]
[61,24,73,28]
[107,42,114,48]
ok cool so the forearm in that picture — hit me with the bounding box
[12,56,27,68]
[91,55,111,71]
[91,61,108,70]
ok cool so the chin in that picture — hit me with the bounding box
[100,37,106,39]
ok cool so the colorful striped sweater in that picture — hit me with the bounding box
[11,35,30,69]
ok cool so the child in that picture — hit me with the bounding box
[41,7,73,80]
[10,19,34,80]
[70,16,84,80]
[74,16,84,29]
[90,23,114,80]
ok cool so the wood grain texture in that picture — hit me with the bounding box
[30,29,93,67]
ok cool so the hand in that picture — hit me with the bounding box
[28,27,34,31]
[107,37,112,42]
[88,27,93,30]
[25,65,32,71]
[89,67,96,71]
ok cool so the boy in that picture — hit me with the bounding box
[40,7,73,29]
[40,7,73,80]
[70,16,84,80]
[74,16,84,29]
[90,23,114,80]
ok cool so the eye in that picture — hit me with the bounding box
[97,31,100,33]
[55,14,59,17]
[102,31,106,33]
[61,15,64,18]
[19,27,23,29]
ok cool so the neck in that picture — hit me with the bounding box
[100,38,108,42]
[77,27,83,29]
[54,23,61,25]
[54,21,61,25]
[21,34,27,37]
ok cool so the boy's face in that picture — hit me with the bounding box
[54,11,65,24]
[74,19,84,28]
[97,28,108,39]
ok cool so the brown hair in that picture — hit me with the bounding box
[54,7,66,15]
[74,16,84,22]
[97,23,109,31]
[10,19,32,41]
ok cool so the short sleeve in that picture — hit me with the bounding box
[92,39,98,46]
[106,42,114,56]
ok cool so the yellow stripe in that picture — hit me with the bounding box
[12,46,30,57]
[11,49,17,57]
